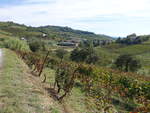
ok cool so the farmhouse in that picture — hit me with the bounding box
[20,37,26,41]
[57,38,81,47]
[57,42,77,46]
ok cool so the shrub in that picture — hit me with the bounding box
[55,49,67,60]
[29,40,46,52]
[115,54,141,72]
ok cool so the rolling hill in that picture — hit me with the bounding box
[0,21,113,41]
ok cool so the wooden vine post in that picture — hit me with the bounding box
[38,51,50,76]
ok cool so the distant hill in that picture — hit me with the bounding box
[0,21,113,40]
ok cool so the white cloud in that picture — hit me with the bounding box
[0,0,150,36]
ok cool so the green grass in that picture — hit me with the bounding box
[42,68,90,113]
[103,43,150,55]
[65,88,90,113]
[95,46,118,66]
[0,30,12,36]
[1,49,147,113]
[0,49,90,113]
[101,43,150,75]
[115,44,150,75]
[115,44,150,55]
[0,49,64,113]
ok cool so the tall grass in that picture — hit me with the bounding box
[3,38,30,52]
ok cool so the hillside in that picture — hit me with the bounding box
[100,37,150,75]
[0,49,91,113]
[0,21,113,41]
[0,21,150,113]
[1,49,150,113]
[0,49,61,113]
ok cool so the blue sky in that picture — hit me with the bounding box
[0,0,19,4]
[1,0,150,37]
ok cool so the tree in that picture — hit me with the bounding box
[70,48,85,62]
[115,54,141,72]
[116,37,121,43]
[70,47,99,64]
[86,54,100,64]
[55,49,67,61]
[79,40,93,48]
[29,40,46,52]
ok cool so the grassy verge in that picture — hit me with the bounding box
[0,49,64,113]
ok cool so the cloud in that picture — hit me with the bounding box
[0,0,150,36]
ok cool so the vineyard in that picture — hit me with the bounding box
[14,49,150,113]
[0,22,150,113]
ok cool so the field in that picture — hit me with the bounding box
[102,43,150,75]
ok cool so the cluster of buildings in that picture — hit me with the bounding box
[57,38,113,47]
[20,32,113,47]
[93,39,113,46]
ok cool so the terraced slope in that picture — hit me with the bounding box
[0,49,90,113]
[0,49,66,113]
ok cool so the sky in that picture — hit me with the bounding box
[1,0,150,37]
